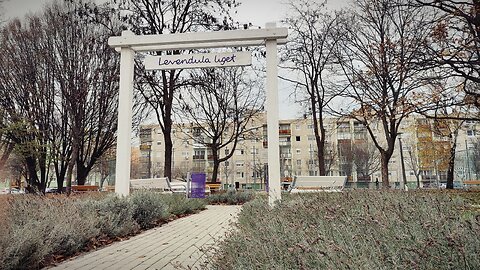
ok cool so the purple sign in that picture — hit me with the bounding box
[190,173,206,198]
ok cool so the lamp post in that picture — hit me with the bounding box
[398,134,408,190]
[253,143,257,190]
[224,148,230,190]
[465,139,471,180]
[147,142,152,178]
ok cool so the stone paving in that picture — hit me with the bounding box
[50,205,241,270]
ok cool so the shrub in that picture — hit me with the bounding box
[209,191,480,269]
[160,194,206,216]
[130,190,169,229]
[1,195,100,270]
[0,191,207,270]
[207,190,255,205]
[78,195,138,237]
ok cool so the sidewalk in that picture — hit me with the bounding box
[51,205,241,270]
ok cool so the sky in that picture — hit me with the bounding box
[2,0,350,120]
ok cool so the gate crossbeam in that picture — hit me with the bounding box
[108,28,288,51]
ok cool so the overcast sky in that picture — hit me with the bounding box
[2,0,351,120]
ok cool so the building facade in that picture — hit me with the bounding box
[137,113,480,189]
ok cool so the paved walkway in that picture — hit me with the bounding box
[51,205,241,270]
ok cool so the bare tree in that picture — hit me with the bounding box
[117,0,238,181]
[337,0,435,187]
[415,0,480,117]
[352,141,381,181]
[42,1,123,191]
[177,67,264,183]
[403,138,422,188]
[0,1,128,193]
[281,0,344,176]
[430,112,464,189]
[0,16,56,192]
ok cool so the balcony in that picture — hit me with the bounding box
[193,155,205,160]
[279,141,291,146]
[279,129,291,136]
[280,153,292,159]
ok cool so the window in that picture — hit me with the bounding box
[236,172,244,178]
[307,124,313,129]
[157,141,161,145]
[296,149,301,154]
[296,160,301,166]
[237,149,244,155]
[467,130,475,136]
[296,136,301,141]
[295,124,301,130]
[236,161,244,167]
[308,135,315,141]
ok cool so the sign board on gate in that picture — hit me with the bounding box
[144,51,251,70]
[190,173,206,198]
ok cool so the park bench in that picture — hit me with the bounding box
[71,185,100,192]
[288,176,347,193]
[130,177,170,192]
[166,179,188,194]
[103,185,115,192]
[206,183,221,193]
[464,180,480,190]
[130,177,189,194]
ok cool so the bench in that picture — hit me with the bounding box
[130,177,189,194]
[72,185,100,192]
[464,180,480,189]
[130,177,170,191]
[206,183,222,193]
[103,185,115,192]
[288,176,347,193]
[166,179,188,194]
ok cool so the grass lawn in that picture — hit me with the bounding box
[209,190,480,270]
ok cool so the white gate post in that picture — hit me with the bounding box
[115,31,135,196]
[265,22,281,206]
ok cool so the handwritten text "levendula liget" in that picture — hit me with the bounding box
[158,54,238,67]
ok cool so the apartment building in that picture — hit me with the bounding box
[137,113,480,189]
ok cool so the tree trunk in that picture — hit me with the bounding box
[66,132,79,194]
[76,163,88,185]
[446,138,457,189]
[25,156,40,193]
[56,166,66,193]
[211,147,219,183]
[163,128,173,180]
[212,160,219,183]
[311,99,327,175]
[380,152,390,188]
